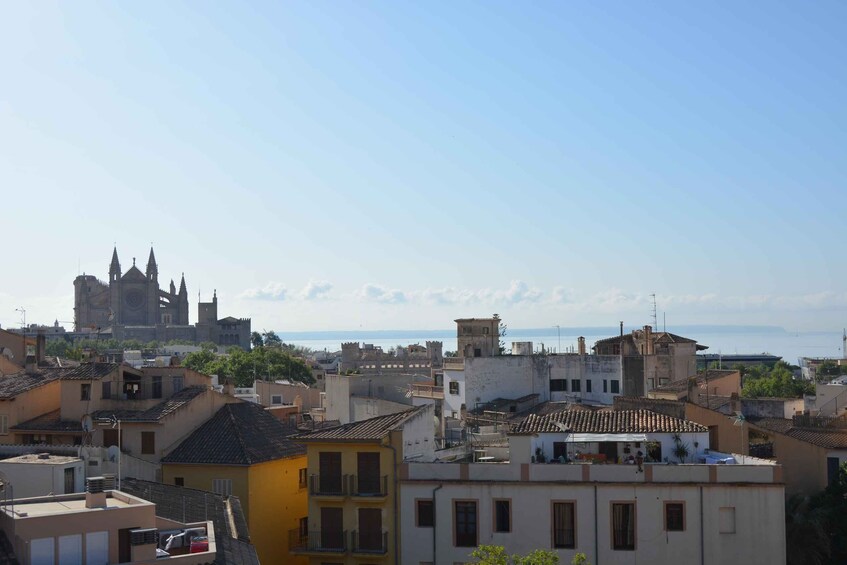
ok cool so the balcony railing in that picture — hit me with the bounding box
[309,474,349,496]
[349,474,388,497]
[410,383,444,399]
[351,530,389,554]
[289,529,347,553]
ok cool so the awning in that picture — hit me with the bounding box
[568,433,648,443]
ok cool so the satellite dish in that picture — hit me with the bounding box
[107,445,120,463]
[81,415,94,433]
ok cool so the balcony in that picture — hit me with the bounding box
[309,474,349,497]
[289,529,347,554]
[410,383,444,400]
[351,530,389,555]
[349,475,388,498]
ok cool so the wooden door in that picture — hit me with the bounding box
[319,452,342,494]
[357,452,380,494]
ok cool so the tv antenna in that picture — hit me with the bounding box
[650,294,657,329]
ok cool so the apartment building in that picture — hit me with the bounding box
[292,405,435,565]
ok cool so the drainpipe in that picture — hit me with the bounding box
[594,484,599,565]
[699,486,705,565]
[385,441,399,565]
[432,484,443,564]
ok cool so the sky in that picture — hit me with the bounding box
[1,1,846,333]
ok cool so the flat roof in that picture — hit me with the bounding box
[2,492,151,519]
[0,454,81,465]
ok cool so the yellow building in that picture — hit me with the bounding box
[161,401,308,564]
[293,405,434,565]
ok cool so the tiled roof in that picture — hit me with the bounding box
[0,371,60,399]
[652,369,738,394]
[511,408,707,434]
[749,417,847,449]
[91,386,207,422]
[120,477,259,565]
[593,332,698,346]
[297,407,425,442]
[11,410,82,432]
[162,402,305,465]
[58,362,120,380]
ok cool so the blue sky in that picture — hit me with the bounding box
[1,1,846,332]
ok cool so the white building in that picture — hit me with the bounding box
[0,453,84,498]
[400,408,786,565]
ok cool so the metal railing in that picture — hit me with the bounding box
[289,529,347,553]
[349,474,388,497]
[351,530,388,554]
[309,474,348,496]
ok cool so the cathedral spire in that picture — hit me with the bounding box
[179,273,187,295]
[109,247,121,278]
[146,247,158,279]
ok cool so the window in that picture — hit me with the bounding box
[271,394,283,405]
[141,431,155,455]
[571,379,581,393]
[610,380,620,394]
[0,415,8,435]
[213,479,233,497]
[474,348,481,357]
[665,502,685,531]
[299,468,308,489]
[603,379,608,393]
[81,383,91,401]
[173,376,184,393]
[174,477,184,486]
[646,378,655,390]
[612,503,635,550]
[103,429,121,448]
[550,379,567,392]
[417,500,434,527]
[102,381,111,399]
[585,380,592,393]
[494,500,511,533]
[719,507,736,534]
[152,376,162,399]
[449,381,460,395]
[552,502,575,548]
[454,501,477,547]
[482,327,489,335]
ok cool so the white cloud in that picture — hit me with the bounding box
[239,282,288,301]
[552,286,576,304]
[299,280,333,300]
[501,280,543,304]
[358,283,407,304]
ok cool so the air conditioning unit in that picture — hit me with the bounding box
[130,528,158,546]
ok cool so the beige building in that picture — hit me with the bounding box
[455,317,500,358]
[400,408,786,565]
[0,477,217,564]
[648,369,742,403]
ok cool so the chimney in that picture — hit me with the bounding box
[577,337,586,356]
[85,477,107,509]
[36,331,46,365]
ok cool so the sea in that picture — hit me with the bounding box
[275,326,846,365]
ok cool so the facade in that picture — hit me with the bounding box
[0,368,62,445]
[593,325,705,396]
[73,247,251,349]
[323,372,419,425]
[455,317,500,358]
[648,369,742,403]
[339,341,443,375]
[293,405,435,565]
[161,402,307,564]
[400,408,786,565]
[0,478,218,565]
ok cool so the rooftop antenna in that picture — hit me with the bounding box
[650,293,658,329]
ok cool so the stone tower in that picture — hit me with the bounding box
[108,247,122,324]
[146,247,159,325]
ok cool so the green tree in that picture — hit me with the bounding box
[251,331,264,349]
[742,363,813,398]
[262,330,283,347]
[470,545,560,565]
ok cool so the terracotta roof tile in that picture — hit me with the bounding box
[296,407,425,442]
[652,369,738,394]
[749,417,847,448]
[511,408,707,434]
[11,410,82,432]
[0,371,60,399]
[162,402,304,465]
[91,386,207,422]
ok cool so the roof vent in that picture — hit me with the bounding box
[130,528,158,546]
[102,474,116,490]
[86,477,105,494]
[37,453,50,460]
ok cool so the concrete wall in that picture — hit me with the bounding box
[248,458,309,565]
[0,458,84,497]
[350,397,412,424]
[255,381,321,411]
[324,373,415,424]
[399,480,785,565]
